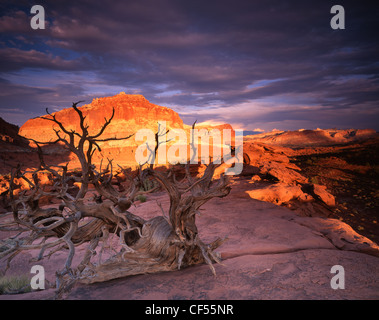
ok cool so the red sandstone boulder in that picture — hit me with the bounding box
[312,183,336,207]
[246,182,313,205]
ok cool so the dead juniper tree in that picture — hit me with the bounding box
[0,102,231,298]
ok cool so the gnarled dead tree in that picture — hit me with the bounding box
[0,102,231,298]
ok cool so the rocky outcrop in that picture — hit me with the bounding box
[17,93,185,169]
[242,141,335,211]
[290,216,379,257]
[0,117,29,148]
[19,93,184,144]
[242,142,308,187]
[246,183,313,205]
[312,184,336,207]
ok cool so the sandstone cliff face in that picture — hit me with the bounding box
[19,93,184,144]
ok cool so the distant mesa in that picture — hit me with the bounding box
[245,128,378,147]
[19,93,184,144]
[14,93,240,169]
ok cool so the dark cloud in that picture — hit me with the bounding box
[0,47,93,72]
[0,0,378,130]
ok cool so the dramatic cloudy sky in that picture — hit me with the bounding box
[0,0,378,131]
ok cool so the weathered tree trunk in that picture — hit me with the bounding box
[0,102,232,298]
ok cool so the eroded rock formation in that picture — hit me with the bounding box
[20,93,183,145]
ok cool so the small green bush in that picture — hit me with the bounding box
[135,194,147,203]
[140,178,157,192]
[0,275,31,295]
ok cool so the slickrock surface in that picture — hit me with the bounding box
[1,178,378,300]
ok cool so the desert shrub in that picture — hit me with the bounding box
[140,177,157,191]
[310,176,319,185]
[0,275,31,295]
[135,194,147,202]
